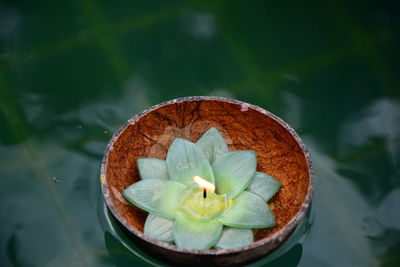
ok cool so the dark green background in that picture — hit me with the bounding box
[1,0,399,266]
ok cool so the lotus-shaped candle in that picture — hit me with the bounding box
[122,127,281,250]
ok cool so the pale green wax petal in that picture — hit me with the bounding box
[173,212,222,250]
[246,172,281,201]
[212,151,256,199]
[214,227,253,249]
[166,138,214,185]
[144,214,174,243]
[123,179,186,219]
[217,191,275,228]
[196,127,228,163]
[137,158,169,180]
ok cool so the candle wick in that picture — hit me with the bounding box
[203,189,207,199]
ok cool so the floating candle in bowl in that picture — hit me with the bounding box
[101,96,313,266]
[122,127,281,250]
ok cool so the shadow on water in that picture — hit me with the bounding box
[105,232,152,267]
[267,244,303,267]
[99,204,165,267]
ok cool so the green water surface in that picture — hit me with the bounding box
[1,0,399,266]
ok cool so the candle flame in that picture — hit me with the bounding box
[193,176,215,193]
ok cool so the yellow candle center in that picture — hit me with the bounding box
[180,176,228,221]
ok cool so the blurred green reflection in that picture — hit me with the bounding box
[1,0,399,266]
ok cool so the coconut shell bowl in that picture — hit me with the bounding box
[100,96,313,266]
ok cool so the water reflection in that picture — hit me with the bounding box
[301,138,379,266]
[181,11,217,39]
[369,188,400,265]
[282,91,302,130]
[0,2,20,41]
[281,73,301,83]
[339,98,400,165]
[376,188,400,231]
[1,0,399,264]
[72,76,151,134]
